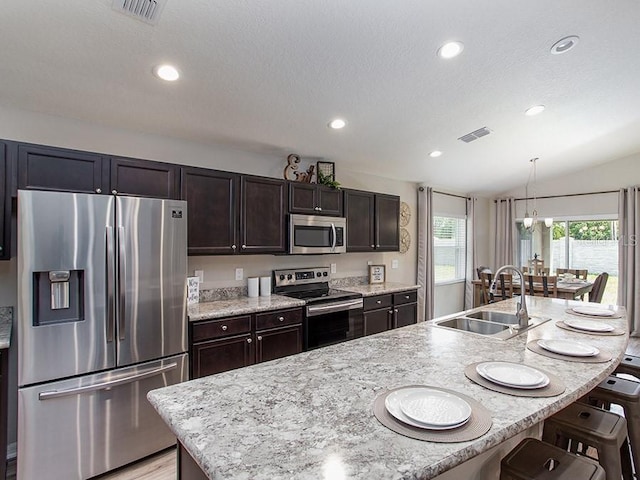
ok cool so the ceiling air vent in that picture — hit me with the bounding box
[112,0,168,25]
[458,127,492,143]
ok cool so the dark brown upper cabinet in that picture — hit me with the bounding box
[181,167,239,255]
[110,156,180,199]
[16,142,180,199]
[0,142,9,260]
[239,176,287,254]
[17,142,108,194]
[344,189,399,252]
[288,182,343,216]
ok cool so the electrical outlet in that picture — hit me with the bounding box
[195,270,204,283]
[330,263,337,274]
[235,268,243,281]
[391,260,399,269]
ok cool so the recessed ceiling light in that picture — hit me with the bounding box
[525,105,545,116]
[153,64,180,81]
[550,36,580,55]
[437,41,464,59]
[328,119,347,129]
[429,150,443,158]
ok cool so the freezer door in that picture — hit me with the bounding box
[18,190,116,387]
[116,196,187,366]
[18,353,187,480]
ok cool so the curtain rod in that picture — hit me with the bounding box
[494,189,618,203]
[418,187,468,200]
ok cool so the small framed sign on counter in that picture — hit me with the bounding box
[368,264,386,284]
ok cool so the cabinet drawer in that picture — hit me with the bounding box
[363,295,392,311]
[255,308,303,331]
[192,315,251,342]
[393,290,417,305]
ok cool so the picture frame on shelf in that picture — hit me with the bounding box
[368,264,386,284]
[316,161,335,182]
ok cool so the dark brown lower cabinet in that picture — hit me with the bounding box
[189,307,303,379]
[363,308,392,336]
[362,290,417,336]
[392,290,418,328]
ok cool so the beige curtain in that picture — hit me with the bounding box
[417,187,434,321]
[494,198,516,269]
[618,187,640,335]
[464,197,477,310]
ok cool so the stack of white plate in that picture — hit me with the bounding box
[537,339,599,357]
[476,362,549,389]
[385,387,472,430]
[571,306,615,317]
[564,318,614,333]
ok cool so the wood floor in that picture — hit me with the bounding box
[6,447,177,480]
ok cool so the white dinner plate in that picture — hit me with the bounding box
[572,306,615,317]
[537,339,599,357]
[476,362,550,389]
[385,388,471,430]
[564,318,615,332]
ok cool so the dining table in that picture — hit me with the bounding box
[472,278,593,307]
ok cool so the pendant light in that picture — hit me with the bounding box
[523,158,553,232]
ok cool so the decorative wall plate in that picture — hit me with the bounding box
[400,228,411,254]
[400,201,411,227]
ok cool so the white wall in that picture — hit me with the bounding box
[0,105,418,449]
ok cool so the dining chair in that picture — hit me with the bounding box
[589,273,609,303]
[556,268,589,280]
[524,274,558,297]
[528,258,545,275]
[479,271,513,304]
[476,265,491,279]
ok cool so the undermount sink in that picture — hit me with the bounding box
[433,311,551,340]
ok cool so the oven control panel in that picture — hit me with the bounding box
[273,267,330,287]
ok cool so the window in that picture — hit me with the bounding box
[434,215,466,283]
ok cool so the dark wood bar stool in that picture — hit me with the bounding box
[584,375,640,476]
[541,402,634,480]
[500,437,605,480]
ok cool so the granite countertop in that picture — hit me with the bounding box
[188,295,306,321]
[340,282,420,297]
[0,307,13,350]
[149,297,627,479]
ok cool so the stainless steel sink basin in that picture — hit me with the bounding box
[432,311,551,340]
[465,310,520,324]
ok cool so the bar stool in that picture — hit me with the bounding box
[541,402,634,480]
[585,375,640,476]
[614,353,640,379]
[500,437,605,480]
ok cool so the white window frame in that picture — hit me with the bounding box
[433,214,467,285]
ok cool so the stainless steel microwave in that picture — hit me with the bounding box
[289,214,346,254]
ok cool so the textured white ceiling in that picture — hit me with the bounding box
[1,0,639,195]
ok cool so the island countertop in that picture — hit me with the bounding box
[148,297,628,479]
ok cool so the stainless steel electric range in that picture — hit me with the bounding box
[273,267,363,350]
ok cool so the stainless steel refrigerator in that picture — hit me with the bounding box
[17,190,188,480]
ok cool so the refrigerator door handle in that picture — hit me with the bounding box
[38,362,178,401]
[117,226,126,341]
[106,226,115,342]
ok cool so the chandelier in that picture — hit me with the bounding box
[523,158,553,231]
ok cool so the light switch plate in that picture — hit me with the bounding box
[235,268,243,281]
[330,263,337,274]
[391,260,399,269]
[195,270,204,283]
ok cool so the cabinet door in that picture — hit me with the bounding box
[0,142,8,260]
[17,143,106,194]
[375,194,400,251]
[255,324,302,363]
[395,303,417,329]
[110,157,180,199]
[344,189,375,252]
[363,308,392,336]
[191,333,254,379]
[318,187,343,216]
[240,176,286,253]
[288,182,317,214]
[181,167,238,255]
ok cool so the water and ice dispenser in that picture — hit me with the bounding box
[32,270,85,325]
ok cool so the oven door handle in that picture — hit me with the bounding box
[307,299,363,316]
[331,223,336,252]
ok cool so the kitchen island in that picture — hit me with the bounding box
[148,297,628,479]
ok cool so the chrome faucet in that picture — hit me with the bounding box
[490,265,530,329]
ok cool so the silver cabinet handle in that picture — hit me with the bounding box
[405,295,410,299]
[371,244,375,248]
[96,188,102,194]
[39,363,178,400]
[221,325,228,331]
[231,244,237,250]
[242,244,247,249]
[376,244,380,248]
[257,336,263,341]
[394,309,399,313]
[278,316,284,322]
[112,189,117,195]
[247,338,252,343]
[376,300,382,304]
[318,207,322,211]
[314,206,319,211]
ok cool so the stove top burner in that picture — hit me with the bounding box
[281,288,360,304]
